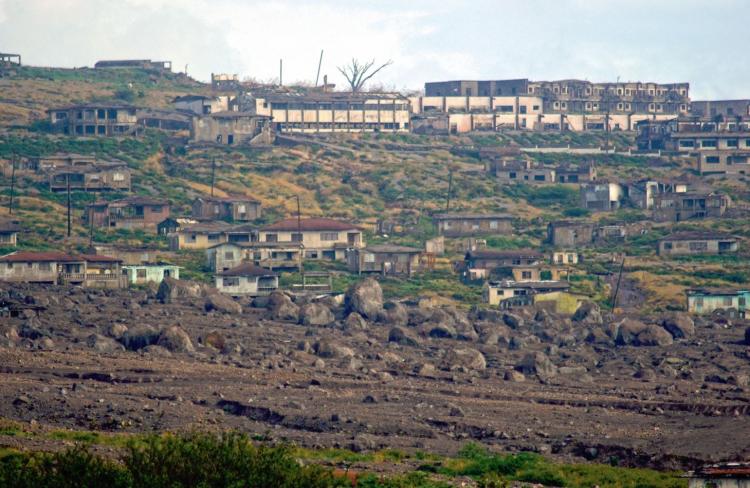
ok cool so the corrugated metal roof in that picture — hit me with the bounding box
[217,263,276,277]
[0,251,82,262]
[261,218,360,232]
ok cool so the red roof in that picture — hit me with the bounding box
[260,218,360,232]
[0,251,82,263]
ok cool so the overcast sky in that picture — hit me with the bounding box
[0,0,746,99]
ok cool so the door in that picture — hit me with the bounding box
[163,269,171,278]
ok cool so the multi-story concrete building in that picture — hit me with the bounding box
[627,178,689,209]
[48,162,131,192]
[637,116,750,175]
[433,213,514,237]
[190,111,274,145]
[84,196,170,232]
[48,104,139,136]
[580,182,626,211]
[258,218,364,260]
[488,159,556,184]
[173,95,231,115]
[652,192,731,222]
[658,232,740,256]
[191,196,261,222]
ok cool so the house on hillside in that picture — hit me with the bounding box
[347,245,423,276]
[580,182,626,211]
[173,95,231,115]
[258,218,364,260]
[547,221,594,247]
[0,251,124,288]
[488,159,556,184]
[686,288,749,316]
[92,244,167,266]
[0,219,21,247]
[483,280,571,307]
[551,251,579,265]
[84,196,170,232]
[191,112,274,145]
[48,104,139,136]
[191,196,261,222]
[48,162,131,192]
[433,213,513,237]
[122,263,180,285]
[555,164,597,184]
[652,192,731,222]
[688,462,750,487]
[206,241,301,272]
[137,109,191,132]
[215,263,278,296]
[31,153,97,172]
[658,233,740,256]
[168,222,255,251]
[627,178,689,209]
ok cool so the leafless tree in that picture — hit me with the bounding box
[337,58,393,92]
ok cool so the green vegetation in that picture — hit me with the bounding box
[501,184,579,210]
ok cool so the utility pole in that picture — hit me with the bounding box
[611,256,626,310]
[445,168,454,211]
[66,173,71,238]
[315,50,324,87]
[8,153,16,215]
[210,158,216,197]
[279,59,283,87]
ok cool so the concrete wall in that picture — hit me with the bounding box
[215,274,278,296]
[435,218,513,237]
[123,265,179,285]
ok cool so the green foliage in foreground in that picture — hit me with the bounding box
[429,443,686,488]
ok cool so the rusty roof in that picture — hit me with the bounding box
[260,218,361,232]
[364,245,422,254]
[0,251,82,262]
[660,232,738,241]
[217,263,277,277]
[467,249,544,260]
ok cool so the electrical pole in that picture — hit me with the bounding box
[66,173,71,238]
[279,59,283,87]
[295,194,303,279]
[445,168,454,211]
[315,50,324,87]
[611,256,626,310]
[210,158,216,197]
[8,153,16,215]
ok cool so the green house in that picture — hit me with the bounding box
[686,288,749,316]
[122,263,180,285]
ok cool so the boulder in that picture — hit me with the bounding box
[106,323,128,339]
[388,326,419,347]
[121,324,159,351]
[204,293,242,314]
[503,312,523,329]
[298,302,335,326]
[662,313,695,339]
[157,278,202,304]
[425,322,457,339]
[377,301,408,326]
[746,327,750,346]
[516,352,557,382]
[344,278,383,319]
[156,325,195,353]
[266,291,300,322]
[86,333,125,353]
[572,301,602,325]
[203,330,226,350]
[504,370,526,382]
[314,340,354,359]
[343,312,368,330]
[441,347,486,371]
[415,362,436,377]
[615,318,648,346]
[634,325,674,347]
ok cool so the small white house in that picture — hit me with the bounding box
[215,263,278,296]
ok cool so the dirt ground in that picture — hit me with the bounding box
[1,282,749,471]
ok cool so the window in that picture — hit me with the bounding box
[291,233,303,242]
[664,242,673,250]
[364,252,375,263]
[678,140,695,148]
[265,233,278,243]
[689,241,708,251]
[136,269,147,279]
[701,139,717,148]
[38,262,51,271]
[727,139,739,148]
[534,174,545,181]
[207,233,220,242]
[489,221,498,229]
[705,156,720,164]
[695,297,704,307]
[320,232,339,241]
[723,297,733,306]
[224,251,234,260]
[222,277,239,287]
[521,271,532,279]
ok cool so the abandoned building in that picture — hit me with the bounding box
[652,192,731,222]
[483,280,572,307]
[347,245,422,276]
[0,251,124,288]
[122,263,180,285]
[206,241,302,272]
[688,462,750,488]
[48,104,139,136]
[168,222,255,251]
[461,249,546,281]
[48,162,131,192]
[92,244,166,266]
[258,218,364,261]
[551,251,579,265]
[211,73,240,91]
[580,182,626,211]
[488,159,556,184]
[637,116,750,175]
[594,224,627,242]
[191,196,261,222]
[555,164,597,183]
[627,178,689,209]
[433,213,513,237]
[173,95,231,115]
[686,288,749,316]
[84,196,170,232]
[30,153,97,172]
[0,52,21,66]
[418,78,689,133]
[657,232,740,256]
[137,109,191,132]
[547,221,594,247]
[215,263,278,297]
[94,59,171,71]
[0,219,21,247]
[250,92,411,133]
[190,112,274,145]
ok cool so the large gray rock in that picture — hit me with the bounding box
[156,325,195,353]
[157,278,202,304]
[121,324,159,351]
[441,347,486,371]
[615,318,648,346]
[635,325,674,347]
[345,278,383,319]
[377,301,408,326]
[572,301,602,325]
[204,293,242,314]
[388,326,419,347]
[299,302,335,326]
[662,313,695,339]
[343,312,368,330]
[516,352,558,382]
[86,333,125,353]
[266,291,300,322]
[314,340,355,358]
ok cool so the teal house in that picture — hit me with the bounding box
[686,288,749,316]
[122,263,180,285]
